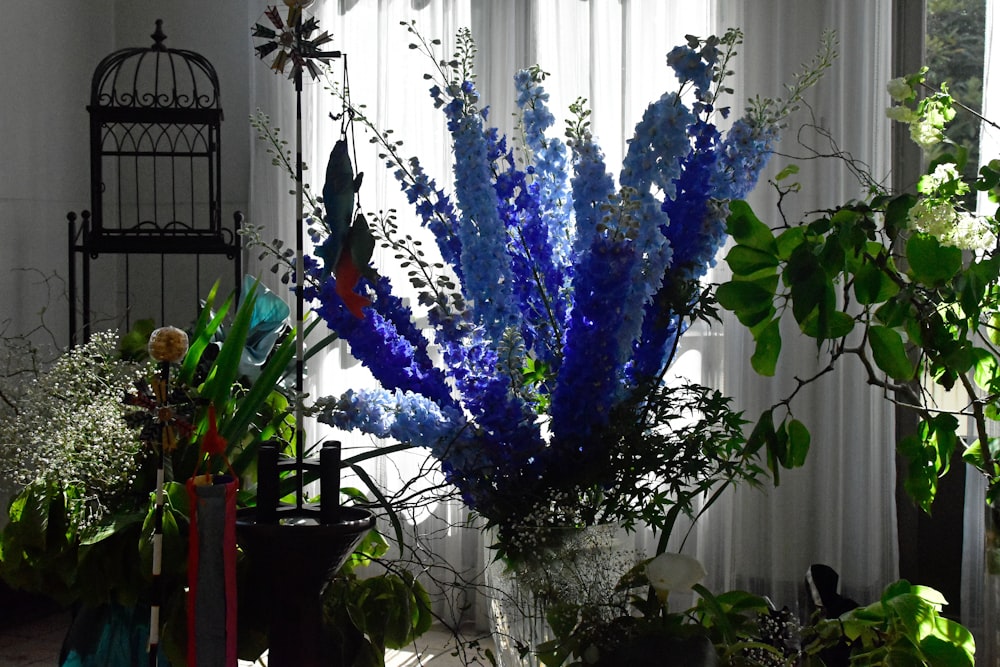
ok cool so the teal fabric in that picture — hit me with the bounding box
[60,604,169,667]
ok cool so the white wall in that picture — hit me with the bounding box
[0,1,252,351]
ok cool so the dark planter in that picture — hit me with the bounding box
[595,634,718,667]
[236,506,375,667]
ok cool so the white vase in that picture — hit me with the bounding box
[484,523,635,667]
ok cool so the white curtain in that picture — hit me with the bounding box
[246,0,900,627]
[703,0,900,610]
[962,0,1000,660]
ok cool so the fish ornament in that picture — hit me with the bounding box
[316,139,376,318]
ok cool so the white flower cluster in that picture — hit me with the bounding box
[885,73,956,150]
[909,164,998,252]
[0,331,149,528]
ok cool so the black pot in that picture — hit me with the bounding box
[236,507,375,667]
[595,634,719,667]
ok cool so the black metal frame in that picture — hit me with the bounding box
[69,20,241,344]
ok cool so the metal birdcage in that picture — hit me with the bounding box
[69,19,242,343]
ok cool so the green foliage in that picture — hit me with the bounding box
[718,69,1000,515]
[321,494,433,667]
[802,580,975,666]
[533,553,788,667]
[0,280,303,654]
[721,183,1000,509]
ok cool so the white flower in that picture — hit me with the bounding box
[646,552,707,600]
[909,199,996,252]
[885,105,917,123]
[910,119,945,150]
[886,77,913,102]
[917,163,967,196]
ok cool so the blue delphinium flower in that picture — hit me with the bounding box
[304,27,811,534]
[393,156,464,278]
[550,228,638,454]
[320,387,477,468]
[712,115,781,201]
[306,268,455,408]
[440,88,522,343]
[515,68,574,266]
[568,132,615,264]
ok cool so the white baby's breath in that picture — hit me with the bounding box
[0,331,149,528]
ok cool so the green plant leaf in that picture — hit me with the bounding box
[920,634,975,667]
[854,260,900,304]
[179,280,231,387]
[725,245,779,276]
[800,310,855,339]
[726,200,777,253]
[786,246,832,327]
[751,318,782,376]
[868,325,917,381]
[776,226,806,260]
[775,164,800,181]
[716,279,775,328]
[784,419,811,468]
[906,233,963,286]
[972,347,997,390]
[883,194,917,234]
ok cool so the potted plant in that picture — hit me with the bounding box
[0,279,431,666]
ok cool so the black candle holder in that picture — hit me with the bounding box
[236,440,374,667]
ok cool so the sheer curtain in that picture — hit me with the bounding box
[962,0,1000,658]
[702,0,900,610]
[246,0,900,626]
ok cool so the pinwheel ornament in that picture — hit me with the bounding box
[251,4,349,510]
[252,2,339,82]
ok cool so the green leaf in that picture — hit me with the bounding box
[884,193,917,238]
[774,164,800,181]
[868,325,916,381]
[854,260,899,304]
[920,634,975,667]
[726,245,779,276]
[784,419,811,468]
[775,226,806,260]
[906,234,963,286]
[726,200,777,252]
[748,410,782,484]
[963,438,1000,476]
[972,347,998,390]
[801,310,855,339]
[786,247,831,326]
[747,410,777,470]
[875,295,914,328]
[179,281,231,387]
[716,279,775,328]
[751,318,782,376]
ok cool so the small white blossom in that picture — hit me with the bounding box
[909,199,996,252]
[910,119,945,150]
[885,105,917,124]
[0,331,149,529]
[917,163,967,196]
[886,77,913,102]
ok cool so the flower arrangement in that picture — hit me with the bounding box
[255,24,837,560]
